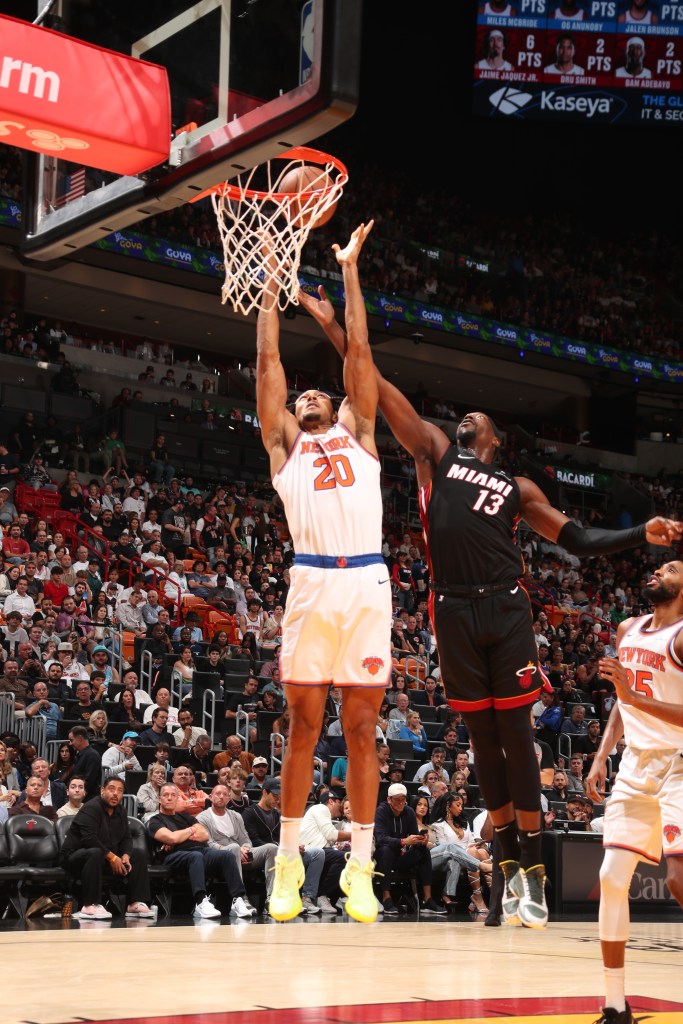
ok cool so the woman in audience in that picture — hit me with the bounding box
[0,741,21,818]
[49,742,75,783]
[430,792,490,915]
[137,762,167,822]
[91,603,117,645]
[212,630,233,660]
[386,671,408,706]
[109,687,145,732]
[398,709,428,757]
[413,793,478,912]
[87,708,110,748]
[173,644,196,698]
[0,563,21,603]
[238,631,259,673]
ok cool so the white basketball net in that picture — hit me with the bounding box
[210,149,348,316]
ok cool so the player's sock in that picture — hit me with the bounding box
[279,816,302,857]
[604,968,626,1013]
[350,822,374,864]
[493,820,519,863]
[517,827,542,870]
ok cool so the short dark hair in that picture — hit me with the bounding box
[70,725,89,741]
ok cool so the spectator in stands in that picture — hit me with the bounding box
[147,782,252,919]
[411,675,447,709]
[398,710,428,757]
[566,753,587,795]
[143,686,180,728]
[101,732,142,781]
[373,782,443,915]
[2,523,30,565]
[170,709,209,757]
[138,707,175,748]
[9,775,57,821]
[149,434,175,487]
[18,756,66,812]
[49,742,75,785]
[23,680,62,740]
[386,692,411,740]
[60,776,153,920]
[0,658,31,710]
[55,775,86,818]
[65,725,102,798]
[137,763,167,823]
[3,576,35,625]
[561,703,589,736]
[171,765,209,816]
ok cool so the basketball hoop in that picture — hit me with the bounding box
[191,146,348,317]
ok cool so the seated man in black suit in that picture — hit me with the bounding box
[411,675,448,709]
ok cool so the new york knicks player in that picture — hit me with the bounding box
[256,222,391,923]
[299,288,682,931]
[586,561,683,1024]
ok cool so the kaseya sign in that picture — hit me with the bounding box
[0,14,170,175]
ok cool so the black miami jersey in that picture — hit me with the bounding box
[419,449,524,588]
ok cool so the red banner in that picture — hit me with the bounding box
[0,14,170,176]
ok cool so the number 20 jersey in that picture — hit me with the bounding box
[419,450,524,587]
[273,422,383,556]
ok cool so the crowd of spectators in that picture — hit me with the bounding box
[2,400,672,920]
[2,143,683,369]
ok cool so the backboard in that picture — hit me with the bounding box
[19,0,361,262]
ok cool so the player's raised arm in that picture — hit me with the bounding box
[256,245,298,475]
[518,477,683,553]
[298,277,449,488]
[331,222,378,448]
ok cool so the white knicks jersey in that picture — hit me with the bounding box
[273,422,383,557]
[618,615,683,752]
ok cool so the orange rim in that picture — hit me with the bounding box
[189,146,347,205]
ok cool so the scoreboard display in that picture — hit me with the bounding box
[472,0,683,124]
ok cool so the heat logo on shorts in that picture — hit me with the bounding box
[663,823,681,844]
[516,662,537,689]
[362,657,385,676]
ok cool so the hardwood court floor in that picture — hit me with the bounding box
[3,915,683,1024]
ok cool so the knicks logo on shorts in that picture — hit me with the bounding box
[663,823,681,844]
[516,662,537,690]
[362,657,385,676]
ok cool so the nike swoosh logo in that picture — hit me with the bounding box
[510,586,519,594]
[378,578,390,584]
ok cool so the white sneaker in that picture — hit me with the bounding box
[193,896,221,919]
[300,895,321,915]
[316,894,338,914]
[230,896,257,918]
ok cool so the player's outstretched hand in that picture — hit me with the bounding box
[645,516,683,547]
[598,657,634,705]
[332,220,374,266]
[297,284,336,328]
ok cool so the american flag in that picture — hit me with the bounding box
[57,168,86,207]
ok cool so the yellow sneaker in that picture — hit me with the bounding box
[268,853,305,921]
[339,856,380,923]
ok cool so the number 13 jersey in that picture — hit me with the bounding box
[419,450,524,587]
[273,422,382,556]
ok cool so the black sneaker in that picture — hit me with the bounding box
[382,898,400,915]
[420,898,447,915]
[593,1003,633,1024]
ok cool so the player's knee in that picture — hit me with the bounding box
[599,861,630,900]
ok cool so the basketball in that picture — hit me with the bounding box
[279,164,337,229]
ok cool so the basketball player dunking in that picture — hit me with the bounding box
[299,284,682,931]
[586,561,683,1024]
[256,222,391,923]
